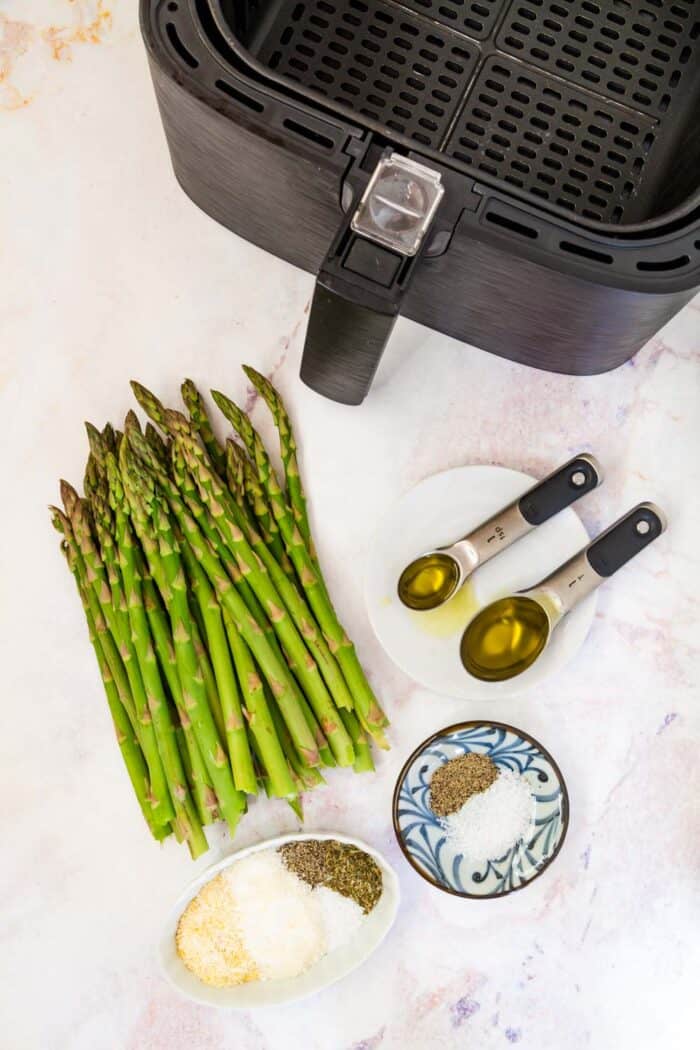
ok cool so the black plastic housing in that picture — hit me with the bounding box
[140,0,700,403]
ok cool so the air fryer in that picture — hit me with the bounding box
[140,0,700,403]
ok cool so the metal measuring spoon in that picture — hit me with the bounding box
[460,502,666,682]
[397,454,602,611]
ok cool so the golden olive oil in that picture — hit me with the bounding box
[398,553,460,610]
[409,580,478,638]
[460,595,550,681]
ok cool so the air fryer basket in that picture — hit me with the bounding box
[218,0,700,227]
[141,0,700,402]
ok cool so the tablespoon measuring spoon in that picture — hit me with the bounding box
[397,454,602,611]
[460,502,666,682]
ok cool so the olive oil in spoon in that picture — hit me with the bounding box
[460,503,666,682]
[398,455,601,611]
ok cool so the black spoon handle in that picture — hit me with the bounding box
[587,502,666,576]
[518,454,602,526]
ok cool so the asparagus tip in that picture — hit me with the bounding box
[130,381,167,427]
[59,479,79,515]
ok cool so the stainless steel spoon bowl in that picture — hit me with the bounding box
[398,454,602,611]
[460,502,667,682]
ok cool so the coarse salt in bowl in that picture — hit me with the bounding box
[392,721,569,899]
[159,831,400,1007]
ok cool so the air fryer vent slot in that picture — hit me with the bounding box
[498,0,700,117]
[256,0,479,148]
[395,0,503,40]
[446,56,657,222]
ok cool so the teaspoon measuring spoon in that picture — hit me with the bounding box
[460,502,666,682]
[397,454,602,611]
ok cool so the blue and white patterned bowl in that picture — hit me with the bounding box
[393,721,569,898]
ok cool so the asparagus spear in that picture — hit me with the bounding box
[163,423,347,765]
[226,437,286,563]
[112,473,208,856]
[242,365,314,554]
[101,422,116,454]
[51,507,140,737]
[62,486,176,824]
[179,539,258,795]
[188,593,226,741]
[181,379,227,478]
[173,426,358,723]
[210,390,388,741]
[54,524,169,841]
[143,572,219,827]
[120,446,247,834]
[221,609,296,798]
[123,433,321,769]
[144,422,171,472]
[172,424,355,766]
[209,389,292,542]
[104,449,219,827]
[85,445,207,852]
[126,413,332,768]
[168,442,340,771]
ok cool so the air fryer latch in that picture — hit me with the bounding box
[350,153,445,257]
[300,149,461,405]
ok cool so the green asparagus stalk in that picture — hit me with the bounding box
[210,389,291,542]
[188,593,226,741]
[145,422,171,472]
[62,486,175,824]
[172,425,354,766]
[212,384,389,742]
[242,365,314,553]
[144,574,219,827]
[113,478,208,856]
[101,421,116,454]
[51,507,139,735]
[173,427,358,726]
[221,609,296,798]
[179,540,258,795]
[89,445,206,851]
[120,446,247,834]
[225,438,245,503]
[105,450,219,827]
[181,378,227,478]
[172,442,285,674]
[265,683,326,790]
[56,530,169,841]
[226,437,286,563]
[339,708,375,773]
[123,431,321,769]
[131,381,169,430]
[169,430,343,761]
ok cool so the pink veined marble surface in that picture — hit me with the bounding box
[2,3,699,1048]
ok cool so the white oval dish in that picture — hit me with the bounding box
[365,465,597,699]
[159,831,400,1008]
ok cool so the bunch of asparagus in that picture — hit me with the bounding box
[50,368,388,858]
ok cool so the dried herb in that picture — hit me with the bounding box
[279,839,383,913]
[429,752,498,817]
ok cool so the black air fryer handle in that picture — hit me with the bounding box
[586,503,666,577]
[300,231,421,406]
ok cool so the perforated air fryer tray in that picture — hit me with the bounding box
[219,0,700,227]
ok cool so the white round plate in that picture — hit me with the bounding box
[365,465,597,699]
[159,831,400,1008]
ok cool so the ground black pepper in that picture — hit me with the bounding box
[429,752,499,817]
[279,840,383,913]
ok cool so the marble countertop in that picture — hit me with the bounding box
[3,3,699,1048]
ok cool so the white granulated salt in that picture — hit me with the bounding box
[442,769,534,863]
[314,885,365,953]
[223,850,326,979]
